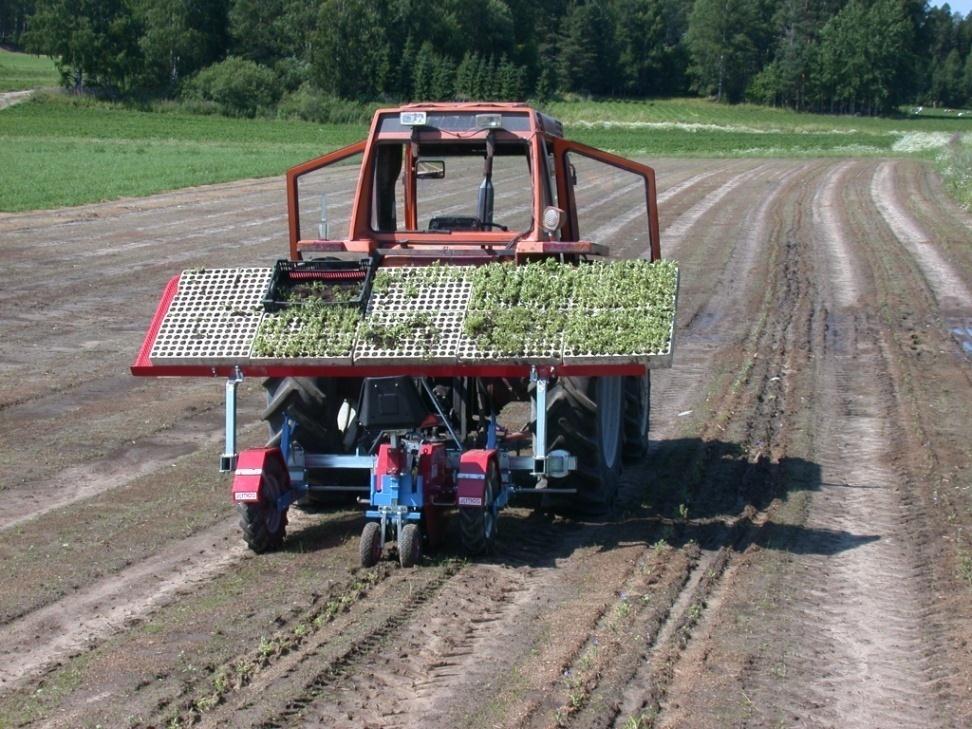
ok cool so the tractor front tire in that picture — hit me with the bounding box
[398,524,421,568]
[460,460,499,556]
[359,522,382,567]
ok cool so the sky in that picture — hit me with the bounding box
[931,0,972,16]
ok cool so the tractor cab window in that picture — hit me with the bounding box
[565,150,654,254]
[370,139,534,234]
[295,150,363,241]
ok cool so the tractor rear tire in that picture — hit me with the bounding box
[262,377,363,507]
[460,460,499,556]
[622,373,650,462]
[237,457,288,554]
[398,523,421,568]
[539,376,624,516]
[359,522,382,567]
[262,377,339,452]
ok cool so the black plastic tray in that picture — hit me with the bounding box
[262,258,375,313]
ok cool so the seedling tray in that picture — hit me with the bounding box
[143,261,679,371]
[262,258,375,313]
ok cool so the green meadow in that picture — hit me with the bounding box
[0,48,59,92]
[0,82,968,212]
[0,94,364,211]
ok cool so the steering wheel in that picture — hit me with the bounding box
[480,221,509,231]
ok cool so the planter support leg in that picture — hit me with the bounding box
[220,366,244,472]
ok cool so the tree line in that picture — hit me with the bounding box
[3,0,971,117]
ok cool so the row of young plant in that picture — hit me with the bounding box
[250,259,678,359]
[465,258,678,356]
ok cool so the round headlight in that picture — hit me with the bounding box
[542,206,563,232]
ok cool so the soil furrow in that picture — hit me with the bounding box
[0,518,244,690]
[870,160,972,310]
[1,157,969,728]
[619,160,827,728]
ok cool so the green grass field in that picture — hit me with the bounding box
[0,94,364,211]
[0,92,969,212]
[0,49,59,92]
[551,97,971,157]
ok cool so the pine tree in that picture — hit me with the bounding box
[312,0,390,100]
[411,41,436,101]
[431,55,456,100]
[963,52,972,107]
[137,0,207,90]
[558,0,617,96]
[685,0,759,102]
[455,51,478,100]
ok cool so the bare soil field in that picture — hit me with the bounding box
[0,157,969,728]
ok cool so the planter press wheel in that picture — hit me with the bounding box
[359,521,383,567]
[623,372,651,462]
[238,457,289,554]
[398,523,422,568]
[459,459,499,556]
[534,376,624,516]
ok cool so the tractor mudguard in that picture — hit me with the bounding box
[456,449,497,507]
[232,448,289,504]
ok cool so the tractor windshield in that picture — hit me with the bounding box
[370,138,534,235]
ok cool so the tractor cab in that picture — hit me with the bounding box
[286,103,661,263]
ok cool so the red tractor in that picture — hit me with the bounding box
[133,103,676,566]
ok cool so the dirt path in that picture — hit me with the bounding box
[0,157,969,728]
[0,89,32,110]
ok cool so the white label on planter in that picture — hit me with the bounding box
[458,496,483,506]
[235,491,259,501]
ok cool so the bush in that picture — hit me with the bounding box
[183,57,279,118]
[273,57,310,93]
[277,84,377,124]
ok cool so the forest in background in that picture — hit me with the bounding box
[1,0,971,119]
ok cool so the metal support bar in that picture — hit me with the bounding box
[219,366,243,472]
[420,378,463,450]
[511,487,578,495]
[304,454,376,469]
[531,367,548,475]
[306,485,370,493]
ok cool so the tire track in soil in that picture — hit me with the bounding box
[0,161,788,728]
[657,162,772,253]
[653,159,956,728]
[870,160,972,310]
[275,517,644,729]
[482,161,827,729]
[284,564,531,728]
[162,560,452,729]
[776,160,959,726]
[759,317,941,728]
[0,162,716,723]
[582,161,831,728]
[0,518,244,691]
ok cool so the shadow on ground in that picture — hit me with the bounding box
[277,437,879,570]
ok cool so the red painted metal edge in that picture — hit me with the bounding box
[131,274,180,374]
[132,362,646,378]
[456,449,496,506]
[232,448,288,504]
